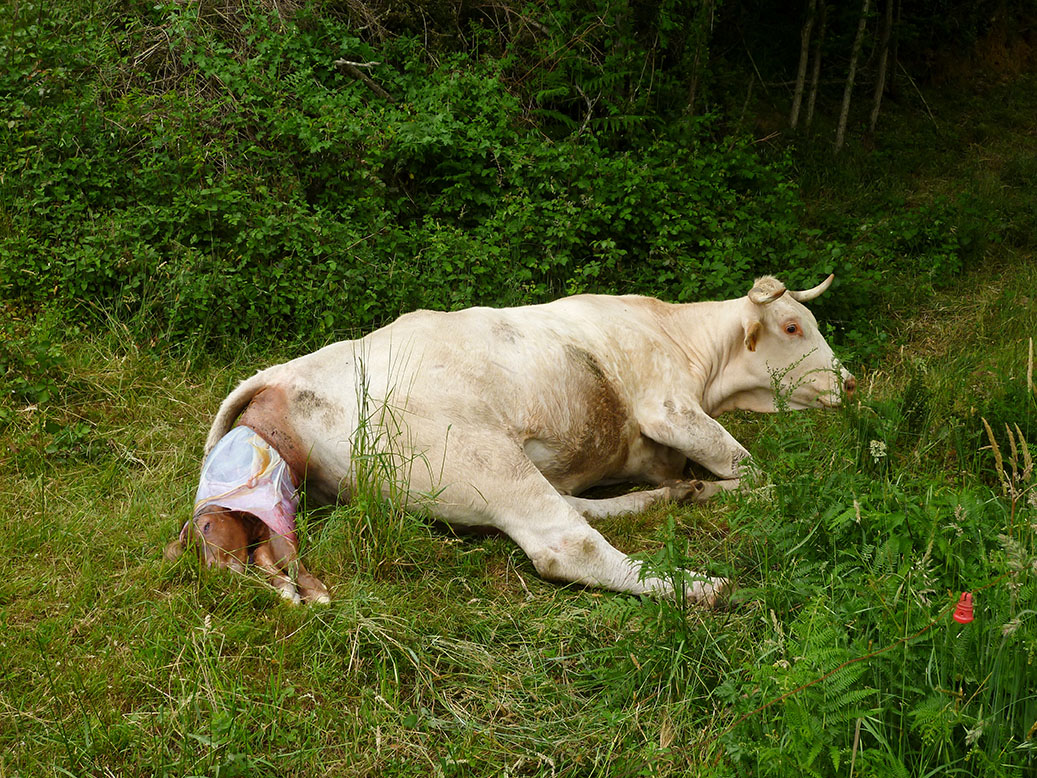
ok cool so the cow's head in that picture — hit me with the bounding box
[727,274,855,412]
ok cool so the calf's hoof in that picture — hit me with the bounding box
[275,585,303,606]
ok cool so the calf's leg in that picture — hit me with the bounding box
[262,532,330,605]
[252,539,303,605]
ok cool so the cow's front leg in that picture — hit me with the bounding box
[562,478,740,520]
[640,403,750,480]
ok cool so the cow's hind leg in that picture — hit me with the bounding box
[511,505,729,605]
[396,427,730,609]
[429,436,730,605]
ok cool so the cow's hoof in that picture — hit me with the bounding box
[693,480,742,502]
[665,479,741,505]
[695,576,734,609]
[664,479,710,504]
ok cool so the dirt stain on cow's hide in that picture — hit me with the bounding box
[293,388,344,428]
[523,345,632,489]
[558,344,630,482]
[492,320,522,344]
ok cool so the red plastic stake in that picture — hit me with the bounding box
[953,592,974,624]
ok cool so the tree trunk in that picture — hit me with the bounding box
[869,0,895,133]
[687,0,715,114]
[805,3,827,129]
[888,0,902,97]
[789,0,817,129]
[835,0,871,153]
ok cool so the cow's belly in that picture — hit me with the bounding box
[521,431,629,495]
[521,422,686,495]
[522,432,687,494]
[615,434,688,484]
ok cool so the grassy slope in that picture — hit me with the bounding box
[3,86,1037,776]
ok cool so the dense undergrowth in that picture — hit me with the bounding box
[2,0,1021,355]
[3,0,1037,776]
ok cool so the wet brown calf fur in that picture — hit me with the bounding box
[165,506,329,605]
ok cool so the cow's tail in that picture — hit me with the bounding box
[204,370,270,456]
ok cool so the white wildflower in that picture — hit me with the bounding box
[869,439,888,463]
[965,721,985,747]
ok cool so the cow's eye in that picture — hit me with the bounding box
[785,323,799,335]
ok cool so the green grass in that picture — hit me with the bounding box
[3,260,1036,777]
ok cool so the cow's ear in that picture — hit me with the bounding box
[744,320,763,352]
[163,538,186,561]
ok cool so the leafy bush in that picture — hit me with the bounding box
[0,0,835,353]
[0,317,66,413]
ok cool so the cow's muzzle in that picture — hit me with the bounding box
[816,369,855,408]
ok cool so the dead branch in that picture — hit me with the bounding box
[334,58,395,103]
[805,3,827,129]
[869,0,895,133]
[789,0,817,129]
[835,0,871,153]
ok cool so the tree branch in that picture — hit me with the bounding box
[334,58,395,103]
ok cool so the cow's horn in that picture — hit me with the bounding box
[748,278,786,305]
[789,274,834,302]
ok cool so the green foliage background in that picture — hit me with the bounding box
[1,0,1007,351]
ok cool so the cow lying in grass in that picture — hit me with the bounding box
[166,275,853,606]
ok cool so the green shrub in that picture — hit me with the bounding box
[0,0,840,353]
[700,378,1037,776]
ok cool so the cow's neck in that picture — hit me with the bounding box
[666,299,748,417]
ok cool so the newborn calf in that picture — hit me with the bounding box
[171,505,329,604]
[165,424,329,604]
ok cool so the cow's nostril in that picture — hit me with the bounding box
[844,376,857,395]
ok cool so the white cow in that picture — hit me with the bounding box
[197,275,853,605]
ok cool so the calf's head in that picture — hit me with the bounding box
[164,506,256,571]
[731,274,854,412]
